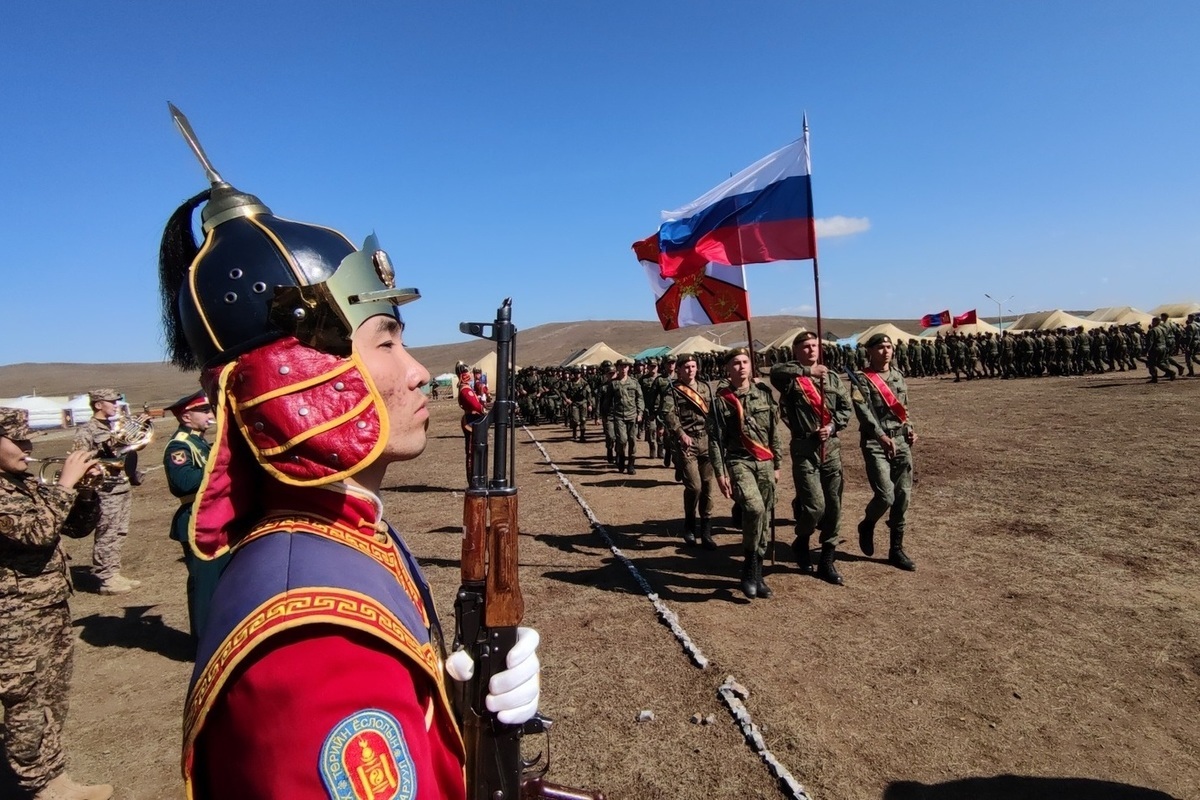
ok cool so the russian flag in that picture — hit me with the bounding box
[658,134,816,279]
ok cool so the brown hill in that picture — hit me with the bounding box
[0,315,917,405]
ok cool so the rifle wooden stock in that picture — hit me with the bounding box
[462,493,487,584]
[485,493,523,627]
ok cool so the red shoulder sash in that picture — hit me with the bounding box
[673,382,709,415]
[862,371,908,423]
[717,388,774,461]
[795,376,832,427]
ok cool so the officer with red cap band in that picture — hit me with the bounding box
[158,104,540,800]
[456,363,486,484]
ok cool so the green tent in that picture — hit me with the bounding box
[632,346,671,361]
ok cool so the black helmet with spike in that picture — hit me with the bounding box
[159,103,419,370]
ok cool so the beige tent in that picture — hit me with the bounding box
[765,326,809,350]
[1087,306,1154,327]
[855,323,922,344]
[469,351,498,381]
[564,342,628,367]
[668,335,729,356]
[1010,310,1104,331]
[1149,302,1200,320]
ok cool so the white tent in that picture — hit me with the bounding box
[764,326,809,351]
[1087,306,1154,327]
[668,335,729,356]
[0,395,70,430]
[1149,302,1200,320]
[1011,310,1104,331]
[855,323,922,344]
[565,342,628,367]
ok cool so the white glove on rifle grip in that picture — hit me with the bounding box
[445,627,540,725]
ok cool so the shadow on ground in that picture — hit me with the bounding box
[72,605,194,663]
[883,775,1179,799]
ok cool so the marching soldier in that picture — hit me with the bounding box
[597,360,617,463]
[709,348,784,599]
[610,359,644,474]
[661,354,717,549]
[562,367,593,441]
[1145,316,1180,383]
[639,360,665,459]
[1,407,113,800]
[659,354,678,466]
[162,390,225,641]
[71,388,141,595]
[851,334,918,571]
[770,331,853,585]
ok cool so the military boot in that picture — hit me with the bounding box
[579,428,587,443]
[606,444,615,463]
[858,519,876,557]
[662,447,672,467]
[888,530,916,571]
[648,441,657,459]
[740,555,758,599]
[754,556,773,599]
[626,456,636,475]
[683,508,697,546]
[615,453,626,473]
[699,518,717,550]
[731,502,743,528]
[793,534,813,574]
[818,544,844,585]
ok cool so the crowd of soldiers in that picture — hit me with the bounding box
[491,336,918,600]
[754,313,1200,383]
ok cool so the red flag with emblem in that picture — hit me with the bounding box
[633,234,749,331]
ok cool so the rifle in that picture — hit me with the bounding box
[456,299,605,800]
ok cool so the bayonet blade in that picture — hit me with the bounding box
[167,101,226,187]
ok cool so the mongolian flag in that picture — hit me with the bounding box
[953,309,978,327]
[657,133,816,279]
[633,234,749,331]
[920,310,952,328]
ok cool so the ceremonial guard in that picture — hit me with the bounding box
[70,388,141,595]
[851,333,918,571]
[661,353,717,548]
[610,359,644,474]
[158,105,538,799]
[709,348,784,599]
[770,331,853,585]
[1,408,113,800]
[162,390,225,641]
[457,362,487,482]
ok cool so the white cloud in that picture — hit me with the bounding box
[776,303,816,314]
[815,216,870,238]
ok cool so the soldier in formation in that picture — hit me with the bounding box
[608,359,644,474]
[1,407,113,800]
[771,331,854,585]
[661,353,717,549]
[562,366,594,441]
[709,348,784,599]
[850,334,918,572]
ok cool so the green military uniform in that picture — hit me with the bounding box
[596,362,617,463]
[163,424,228,639]
[770,360,853,583]
[851,355,917,571]
[661,372,716,547]
[708,372,784,597]
[562,372,594,441]
[609,366,645,474]
[1145,319,1180,382]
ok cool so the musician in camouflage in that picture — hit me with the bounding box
[661,353,717,549]
[1,407,113,800]
[709,348,784,599]
[70,388,140,595]
[851,334,918,571]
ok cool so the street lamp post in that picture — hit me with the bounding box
[984,293,1014,330]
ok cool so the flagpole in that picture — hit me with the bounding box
[740,265,756,366]
[805,114,824,355]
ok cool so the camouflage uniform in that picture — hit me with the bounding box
[71,392,134,590]
[562,372,593,441]
[850,350,917,571]
[661,371,716,546]
[609,366,644,474]
[771,360,853,583]
[0,409,94,796]
[708,378,784,561]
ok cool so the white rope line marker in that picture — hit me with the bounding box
[523,427,813,800]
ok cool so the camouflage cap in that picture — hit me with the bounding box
[0,407,32,441]
[723,347,751,365]
[89,387,121,404]
[615,359,631,367]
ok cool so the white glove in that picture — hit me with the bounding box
[445,626,541,725]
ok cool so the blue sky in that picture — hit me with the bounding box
[2,1,1197,364]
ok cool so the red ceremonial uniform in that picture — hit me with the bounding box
[457,377,485,483]
[183,485,465,800]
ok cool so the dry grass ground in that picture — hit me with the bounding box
[2,367,1196,799]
